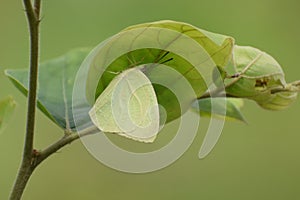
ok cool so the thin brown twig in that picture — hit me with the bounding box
[9,0,41,199]
[34,127,98,166]
[9,1,100,199]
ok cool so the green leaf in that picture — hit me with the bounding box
[124,20,235,67]
[5,48,91,131]
[192,97,246,122]
[257,90,298,110]
[226,45,285,97]
[225,45,299,110]
[0,96,16,134]
[87,20,235,123]
[89,67,160,143]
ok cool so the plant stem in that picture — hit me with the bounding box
[9,128,97,200]
[9,0,41,199]
[9,1,99,199]
[34,127,98,166]
[23,0,41,169]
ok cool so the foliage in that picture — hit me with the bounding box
[5,48,91,131]
[5,20,300,141]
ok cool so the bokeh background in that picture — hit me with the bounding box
[1,0,300,199]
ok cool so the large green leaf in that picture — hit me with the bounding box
[5,48,91,131]
[86,20,235,123]
[0,96,16,134]
[192,97,246,122]
[124,20,235,67]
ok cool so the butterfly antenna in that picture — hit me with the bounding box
[160,57,173,65]
[155,51,170,63]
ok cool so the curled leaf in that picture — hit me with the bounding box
[258,90,298,110]
[123,20,235,67]
[225,45,299,110]
[87,20,234,124]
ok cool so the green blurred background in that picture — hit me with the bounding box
[1,0,300,199]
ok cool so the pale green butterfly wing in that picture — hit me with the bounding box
[89,67,160,143]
